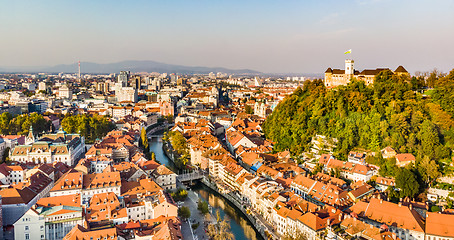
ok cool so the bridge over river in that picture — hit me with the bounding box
[177,170,205,182]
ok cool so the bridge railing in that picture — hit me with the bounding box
[177,170,205,182]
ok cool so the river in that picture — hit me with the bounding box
[149,136,262,240]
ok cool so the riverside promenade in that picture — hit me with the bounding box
[160,136,276,239]
[201,177,280,240]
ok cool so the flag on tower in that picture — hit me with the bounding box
[344,49,352,54]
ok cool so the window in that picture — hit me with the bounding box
[25,234,30,240]
[25,226,29,231]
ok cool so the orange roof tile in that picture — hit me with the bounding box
[426,212,454,237]
[37,194,81,207]
[351,199,424,233]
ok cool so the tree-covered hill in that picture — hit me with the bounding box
[263,69,454,165]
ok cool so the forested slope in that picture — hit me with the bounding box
[263,69,454,164]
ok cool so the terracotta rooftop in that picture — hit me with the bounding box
[63,225,117,240]
[425,212,454,237]
[350,198,424,233]
[37,194,81,207]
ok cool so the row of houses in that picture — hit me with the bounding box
[1,120,180,240]
[169,103,454,240]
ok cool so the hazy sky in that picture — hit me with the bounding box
[1,0,453,74]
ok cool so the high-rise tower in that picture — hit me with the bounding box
[118,71,130,87]
[78,61,81,80]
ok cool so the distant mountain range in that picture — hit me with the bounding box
[0,60,261,75]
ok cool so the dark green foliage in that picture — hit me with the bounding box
[430,205,441,212]
[312,163,324,175]
[197,200,209,215]
[164,131,189,168]
[1,147,10,163]
[178,206,191,220]
[417,156,441,185]
[386,186,400,203]
[433,69,454,118]
[447,198,453,209]
[395,168,420,198]
[434,182,454,191]
[245,105,254,114]
[192,222,199,230]
[171,188,188,202]
[263,71,454,162]
[166,115,174,124]
[61,114,115,143]
[0,112,53,135]
[378,157,399,178]
[22,89,35,97]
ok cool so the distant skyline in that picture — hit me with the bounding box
[1,0,453,74]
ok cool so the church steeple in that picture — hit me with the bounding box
[25,125,35,145]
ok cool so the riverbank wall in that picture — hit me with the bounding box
[163,142,175,162]
[201,177,278,240]
[162,141,181,168]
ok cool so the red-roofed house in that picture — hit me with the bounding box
[395,153,416,167]
[350,198,425,240]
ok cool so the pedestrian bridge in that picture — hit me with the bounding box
[148,135,162,138]
[177,170,204,182]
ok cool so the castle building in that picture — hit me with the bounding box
[324,59,409,87]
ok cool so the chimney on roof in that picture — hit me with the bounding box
[409,204,412,210]
[398,202,402,207]
[380,199,383,204]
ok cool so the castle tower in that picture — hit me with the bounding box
[345,59,354,75]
